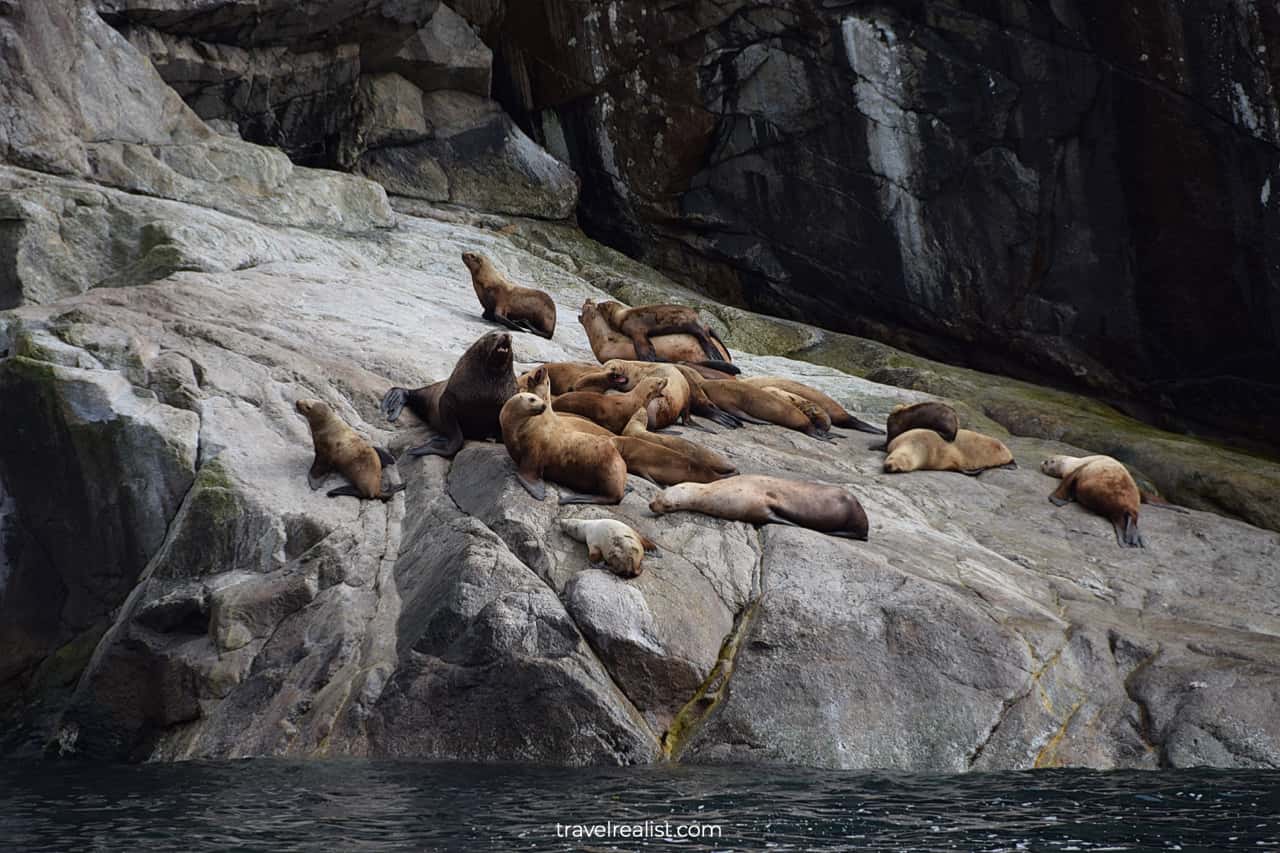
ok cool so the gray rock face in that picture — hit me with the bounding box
[492,0,1280,447]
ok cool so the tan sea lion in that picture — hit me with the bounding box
[611,435,732,486]
[519,361,602,396]
[740,377,885,435]
[462,251,556,339]
[381,331,517,458]
[499,392,628,504]
[296,399,404,500]
[560,518,659,578]
[885,401,960,445]
[1041,454,1146,548]
[578,299,737,373]
[518,365,613,437]
[596,300,727,363]
[759,387,833,434]
[575,360,693,430]
[649,475,869,540]
[622,408,737,476]
[883,428,1016,475]
[552,376,670,434]
[698,379,834,441]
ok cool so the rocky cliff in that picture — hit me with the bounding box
[490,0,1280,448]
[1,0,1279,770]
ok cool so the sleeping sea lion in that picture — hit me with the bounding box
[296,399,404,500]
[596,299,727,362]
[560,518,659,579]
[697,379,834,441]
[578,299,738,373]
[552,376,670,434]
[611,435,732,486]
[622,408,736,476]
[499,392,628,505]
[739,377,885,435]
[1041,454,1146,548]
[650,475,868,540]
[381,331,516,458]
[883,428,1015,475]
[463,251,556,339]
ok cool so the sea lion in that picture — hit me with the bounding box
[740,377,885,435]
[596,300,727,363]
[885,401,960,445]
[883,428,1016,475]
[575,361,693,430]
[650,475,869,540]
[1041,455,1146,548]
[578,299,738,373]
[622,408,737,476]
[462,251,556,339]
[698,379,834,440]
[552,376,670,434]
[517,362,605,396]
[759,387,833,434]
[381,331,516,458]
[560,518,659,579]
[519,365,613,437]
[499,392,628,504]
[296,399,404,501]
[611,435,731,486]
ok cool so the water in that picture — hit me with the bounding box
[2,760,1278,851]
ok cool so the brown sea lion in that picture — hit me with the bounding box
[296,399,404,500]
[883,428,1016,475]
[622,408,737,476]
[1041,454,1146,548]
[884,401,960,446]
[759,387,833,434]
[740,377,885,435]
[611,435,731,486]
[649,475,869,540]
[578,299,738,373]
[575,360,693,430]
[672,364,745,429]
[560,518,659,578]
[517,361,604,396]
[698,379,834,441]
[463,251,556,339]
[596,300,727,363]
[519,365,613,437]
[499,392,628,504]
[552,375,670,434]
[381,331,516,458]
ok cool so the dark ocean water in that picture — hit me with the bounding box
[1,760,1278,851]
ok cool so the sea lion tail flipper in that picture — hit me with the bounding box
[408,433,463,458]
[375,447,397,467]
[516,470,547,501]
[763,510,801,528]
[809,429,837,444]
[381,387,408,423]
[696,359,739,375]
[869,442,888,452]
[1000,460,1019,470]
[380,482,407,500]
[958,467,987,477]
[707,407,742,429]
[558,492,621,506]
[326,485,365,499]
[1048,496,1071,507]
[846,416,886,435]
[1116,514,1144,548]
[639,534,661,556]
[684,419,717,434]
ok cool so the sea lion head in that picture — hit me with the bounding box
[461,251,485,274]
[648,482,693,515]
[1040,456,1069,476]
[472,331,512,371]
[295,398,329,426]
[637,376,669,400]
[505,392,547,419]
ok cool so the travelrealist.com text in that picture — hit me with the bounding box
[554,821,724,840]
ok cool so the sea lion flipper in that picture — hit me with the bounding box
[706,408,741,429]
[763,510,801,528]
[381,387,408,423]
[848,417,887,436]
[1049,472,1078,505]
[307,457,331,490]
[515,469,547,501]
[559,492,620,506]
[1117,514,1145,548]
[810,430,837,444]
[326,485,364,499]
[696,359,740,375]
[629,333,659,362]
[639,535,661,556]
[409,394,465,457]
[958,467,986,476]
[999,460,1018,470]
[374,447,396,467]
[1048,495,1071,507]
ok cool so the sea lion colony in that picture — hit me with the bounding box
[302,251,1172,569]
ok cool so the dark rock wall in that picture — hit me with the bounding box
[489,0,1280,443]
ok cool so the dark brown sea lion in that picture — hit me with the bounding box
[463,251,556,339]
[499,392,628,505]
[883,428,1015,475]
[596,299,727,363]
[578,299,738,374]
[380,331,517,458]
[1041,454,1146,548]
[296,399,403,500]
[885,401,959,445]
[552,375,670,434]
[649,475,869,540]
